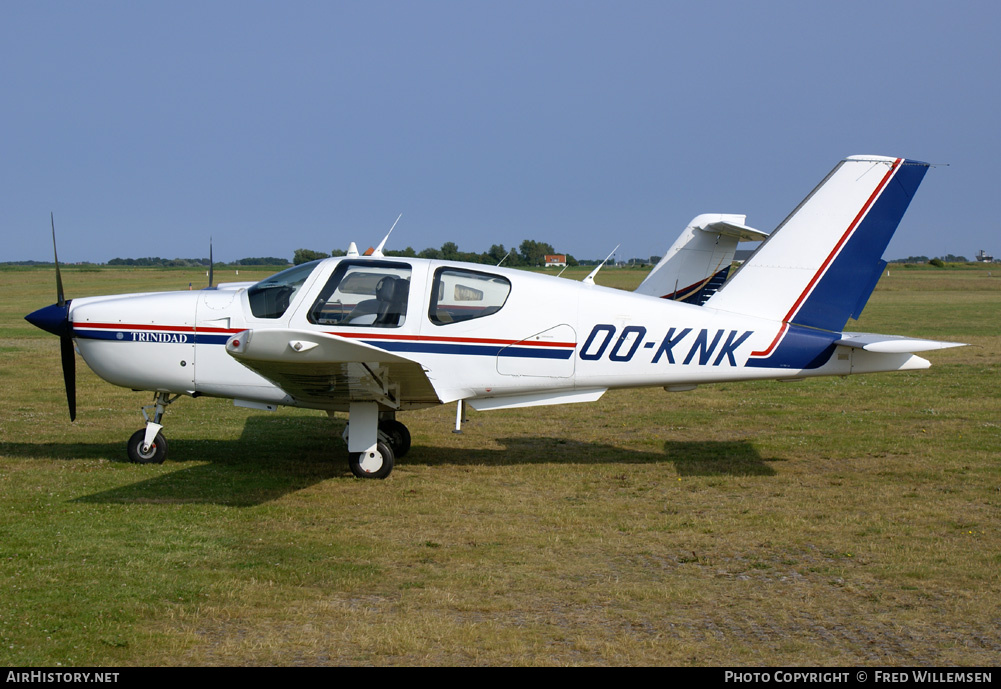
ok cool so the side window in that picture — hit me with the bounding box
[429,268,511,325]
[247,261,320,319]
[307,261,412,328]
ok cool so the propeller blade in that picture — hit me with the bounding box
[52,212,65,307]
[60,335,77,422]
[50,213,76,421]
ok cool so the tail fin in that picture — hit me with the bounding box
[704,156,929,331]
[636,214,767,304]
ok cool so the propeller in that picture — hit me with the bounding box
[24,213,76,421]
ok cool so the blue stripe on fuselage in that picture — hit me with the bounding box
[74,328,230,345]
[372,340,574,360]
[73,328,574,360]
[745,324,838,370]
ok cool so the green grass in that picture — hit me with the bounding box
[1,265,999,666]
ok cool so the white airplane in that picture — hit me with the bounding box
[26,155,963,478]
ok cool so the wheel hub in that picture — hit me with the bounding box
[358,450,384,474]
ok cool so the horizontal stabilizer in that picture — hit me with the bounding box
[835,332,966,353]
[702,220,768,242]
[213,281,257,291]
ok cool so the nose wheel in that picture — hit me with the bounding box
[126,391,179,464]
[127,428,168,464]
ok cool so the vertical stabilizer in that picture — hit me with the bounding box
[704,156,929,332]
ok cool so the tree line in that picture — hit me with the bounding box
[106,256,289,267]
[6,247,981,269]
[294,239,579,267]
[888,254,970,264]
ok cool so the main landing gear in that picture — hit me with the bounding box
[122,394,414,478]
[343,403,411,479]
[126,391,180,464]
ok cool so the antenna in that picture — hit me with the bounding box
[208,237,214,288]
[372,214,402,258]
[582,244,619,285]
[496,248,512,266]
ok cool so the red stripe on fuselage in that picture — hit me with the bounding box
[74,322,243,334]
[659,276,710,301]
[72,322,576,349]
[330,332,576,348]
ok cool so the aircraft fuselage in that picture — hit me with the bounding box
[66,256,928,413]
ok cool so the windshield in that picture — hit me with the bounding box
[247,260,320,319]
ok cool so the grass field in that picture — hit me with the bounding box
[1,264,999,666]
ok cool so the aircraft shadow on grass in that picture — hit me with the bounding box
[3,415,778,507]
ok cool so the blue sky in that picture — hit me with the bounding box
[3,1,999,263]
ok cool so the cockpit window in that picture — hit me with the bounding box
[307,261,412,327]
[429,268,511,325]
[247,261,320,319]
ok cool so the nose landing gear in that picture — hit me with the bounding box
[127,392,180,464]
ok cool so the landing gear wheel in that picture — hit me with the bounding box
[379,419,411,458]
[127,429,168,464]
[348,440,395,479]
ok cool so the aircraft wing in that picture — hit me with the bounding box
[225,329,442,408]
[834,332,966,353]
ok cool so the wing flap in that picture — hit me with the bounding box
[225,329,442,408]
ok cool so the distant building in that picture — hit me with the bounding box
[975,249,995,263]
[544,254,567,267]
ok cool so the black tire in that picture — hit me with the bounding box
[348,440,394,479]
[379,419,411,458]
[127,429,168,464]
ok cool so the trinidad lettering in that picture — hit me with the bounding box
[130,332,189,343]
[580,324,753,366]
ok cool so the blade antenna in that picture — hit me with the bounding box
[372,214,402,258]
[208,237,214,288]
[583,244,619,285]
